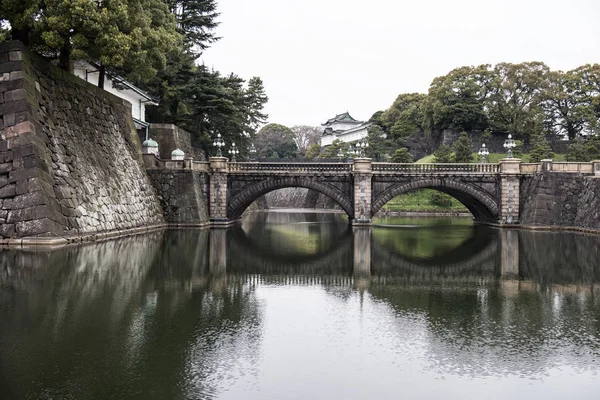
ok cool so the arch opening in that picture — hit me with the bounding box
[228,178,354,220]
[372,179,499,223]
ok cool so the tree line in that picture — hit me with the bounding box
[367,62,600,162]
[0,0,269,156]
[253,61,600,163]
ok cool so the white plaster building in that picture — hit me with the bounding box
[72,61,158,129]
[320,112,371,147]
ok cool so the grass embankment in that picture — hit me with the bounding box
[382,189,467,212]
[382,152,565,212]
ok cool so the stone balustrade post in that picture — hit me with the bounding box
[209,157,229,224]
[540,159,553,172]
[499,158,521,224]
[592,160,600,175]
[352,158,373,226]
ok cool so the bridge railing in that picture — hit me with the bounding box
[519,163,540,173]
[372,163,500,174]
[519,162,595,174]
[228,162,353,173]
[550,162,594,173]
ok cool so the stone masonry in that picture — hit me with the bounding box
[146,168,209,224]
[0,41,163,239]
[520,172,600,231]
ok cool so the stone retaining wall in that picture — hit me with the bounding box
[146,170,209,224]
[520,173,600,231]
[0,41,164,239]
[148,124,205,161]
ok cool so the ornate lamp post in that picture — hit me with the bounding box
[213,133,225,157]
[337,147,344,161]
[355,139,369,158]
[478,143,489,164]
[347,145,355,162]
[503,134,516,158]
[229,143,239,162]
[249,143,257,161]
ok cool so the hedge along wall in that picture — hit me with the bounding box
[0,41,164,239]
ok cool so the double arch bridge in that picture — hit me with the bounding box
[143,156,599,227]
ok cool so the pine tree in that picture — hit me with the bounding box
[453,132,473,163]
[391,148,413,163]
[433,145,454,163]
[529,133,554,162]
[166,0,220,56]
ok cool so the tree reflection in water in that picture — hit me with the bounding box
[1,212,600,399]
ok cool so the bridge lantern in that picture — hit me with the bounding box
[171,148,185,161]
[503,135,516,158]
[478,143,489,164]
[142,138,159,157]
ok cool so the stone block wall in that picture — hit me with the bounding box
[146,170,209,224]
[520,173,600,230]
[0,41,164,238]
[148,124,205,161]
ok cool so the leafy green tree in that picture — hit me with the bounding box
[486,62,549,138]
[433,145,453,163]
[380,93,428,139]
[425,65,493,132]
[528,133,554,162]
[453,132,473,163]
[542,70,590,140]
[391,148,413,163]
[304,143,321,159]
[2,0,182,81]
[318,139,346,159]
[565,137,587,161]
[255,123,297,159]
[566,137,600,161]
[572,64,600,135]
[365,125,395,161]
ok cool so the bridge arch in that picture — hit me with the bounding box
[371,178,499,222]
[227,177,354,220]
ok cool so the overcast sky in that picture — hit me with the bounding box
[200,0,600,127]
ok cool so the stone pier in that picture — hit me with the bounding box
[209,157,229,225]
[352,158,373,226]
[499,158,521,224]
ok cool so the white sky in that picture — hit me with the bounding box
[201,0,600,127]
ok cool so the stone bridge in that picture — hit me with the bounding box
[144,155,600,227]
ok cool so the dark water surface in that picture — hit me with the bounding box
[1,211,600,399]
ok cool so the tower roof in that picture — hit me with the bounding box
[322,112,363,126]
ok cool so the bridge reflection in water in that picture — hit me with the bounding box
[207,212,517,291]
[2,212,600,399]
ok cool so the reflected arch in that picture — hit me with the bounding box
[371,179,499,222]
[227,224,355,275]
[228,177,354,220]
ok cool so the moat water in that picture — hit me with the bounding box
[1,211,600,399]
